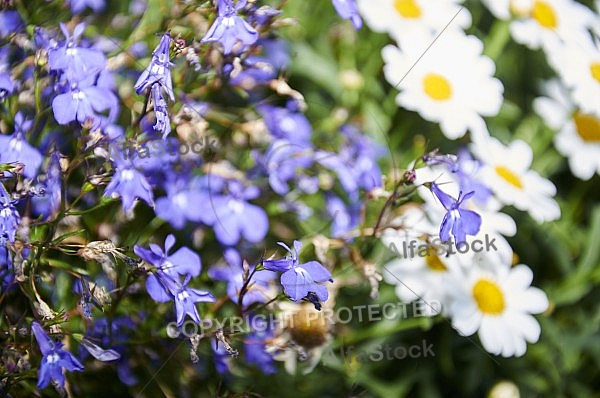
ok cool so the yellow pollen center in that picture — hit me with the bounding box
[394,0,422,18]
[472,279,505,315]
[590,63,600,84]
[573,113,600,143]
[423,73,452,101]
[495,165,523,189]
[531,0,557,29]
[425,253,447,272]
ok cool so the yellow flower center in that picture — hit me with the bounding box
[590,63,600,84]
[425,253,447,272]
[573,112,600,143]
[394,0,422,18]
[495,165,524,189]
[472,279,505,315]
[422,73,452,101]
[531,0,557,29]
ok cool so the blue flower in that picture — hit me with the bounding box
[52,71,119,130]
[31,322,84,389]
[134,32,174,101]
[208,248,276,307]
[32,151,62,218]
[0,183,20,243]
[260,140,315,195]
[263,241,333,308]
[210,179,269,245]
[155,175,216,229]
[68,0,106,14]
[326,193,360,238]
[244,315,276,374]
[430,182,482,245]
[0,73,15,100]
[104,157,154,214]
[48,23,107,83]
[0,11,24,38]
[135,235,215,325]
[201,0,259,54]
[0,113,43,179]
[258,101,312,145]
[150,84,172,138]
[332,0,362,29]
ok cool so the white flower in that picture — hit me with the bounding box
[381,30,503,139]
[534,79,600,180]
[546,36,600,119]
[470,136,560,223]
[446,253,549,357]
[482,0,596,51]
[357,0,470,48]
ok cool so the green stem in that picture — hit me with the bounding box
[483,20,511,61]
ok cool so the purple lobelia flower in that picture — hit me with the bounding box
[0,112,43,179]
[258,101,312,145]
[244,315,276,374]
[68,0,106,14]
[430,182,482,245]
[338,124,384,191]
[453,148,492,205]
[134,32,174,101]
[0,73,14,100]
[104,157,154,214]
[31,322,84,389]
[52,71,119,130]
[332,0,362,29]
[260,140,316,195]
[150,84,171,138]
[135,235,215,325]
[208,248,275,307]
[155,175,216,229]
[201,0,259,54]
[0,183,20,243]
[263,241,333,310]
[326,193,360,238]
[48,23,106,83]
[0,11,24,38]
[32,151,62,218]
[210,179,268,246]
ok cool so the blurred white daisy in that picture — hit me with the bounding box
[546,36,600,119]
[534,79,600,180]
[446,253,549,357]
[356,0,470,48]
[482,0,596,51]
[382,30,503,139]
[470,136,560,223]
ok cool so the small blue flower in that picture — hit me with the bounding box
[134,32,174,101]
[258,101,312,145]
[32,151,62,218]
[68,0,106,14]
[104,158,154,214]
[430,182,482,245]
[0,112,43,179]
[157,272,215,326]
[0,183,20,243]
[155,175,216,229]
[48,23,106,83]
[210,179,269,246]
[263,241,333,308]
[0,11,24,38]
[201,0,259,54]
[245,315,276,374]
[31,322,84,389]
[0,73,15,100]
[332,0,362,29]
[150,84,172,138]
[52,71,119,130]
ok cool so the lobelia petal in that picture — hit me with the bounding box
[145,273,172,302]
[52,93,78,125]
[167,246,202,277]
[300,261,332,283]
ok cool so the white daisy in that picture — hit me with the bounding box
[381,30,503,139]
[356,0,470,48]
[534,79,600,180]
[482,0,596,51]
[470,135,560,223]
[446,253,549,357]
[546,36,600,119]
